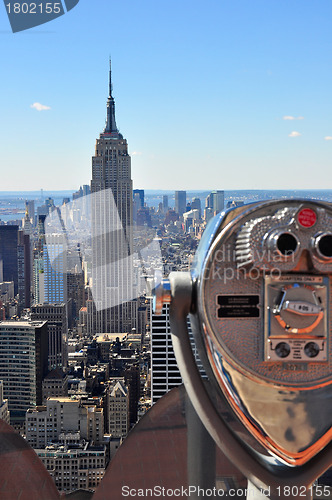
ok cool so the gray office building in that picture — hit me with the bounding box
[175,191,186,216]
[162,195,168,212]
[31,303,68,370]
[0,320,48,425]
[206,190,224,214]
[0,226,18,294]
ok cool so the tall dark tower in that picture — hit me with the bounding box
[0,226,18,293]
[90,60,135,333]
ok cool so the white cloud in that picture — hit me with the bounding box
[288,131,301,138]
[131,151,142,156]
[30,102,51,111]
[324,136,332,141]
[283,116,304,120]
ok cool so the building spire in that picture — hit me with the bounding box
[109,57,113,98]
[103,58,120,135]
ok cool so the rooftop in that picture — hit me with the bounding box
[0,320,47,328]
[44,368,67,380]
[95,333,127,343]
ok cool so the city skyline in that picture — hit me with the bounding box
[1,1,332,191]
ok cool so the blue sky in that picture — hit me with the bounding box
[0,0,332,191]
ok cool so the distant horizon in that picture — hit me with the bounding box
[1,188,332,195]
[2,187,332,223]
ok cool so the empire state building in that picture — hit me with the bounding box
[90,61,135,333]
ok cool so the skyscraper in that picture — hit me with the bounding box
[31,303,68,370]
[25,200,35,226]
[0,226,18,293]
[107,379,129,437]
[133,189,144,209]
[43,233,67,303]
[206,190,224,215]
[162,195,168,213]
[90,60,135,333]
[175,191,186,216]
[0,320,48,425]
[150,303,205,405]
[18,229,31,309]
[150,304,182,404]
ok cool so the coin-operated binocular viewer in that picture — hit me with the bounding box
[154,199,332,500]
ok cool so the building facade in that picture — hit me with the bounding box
[175,191,187,216]
[43,233,67,304]
[124,364,140,426]
[107,378,129,437]
[150,303,205,404]
[36,443,106,493]
[31,303,68,370]
[0,226,18,294]
[206,190,225,215]
[42,369,68,401]
[26,397,104,448]
[25,200,35,225]
[133,189,144,208]
[0,380,10,424]
[18,229,31,310]
[0,320,48,424]
[162,195,168,212]
[150,305,182,404]
[67,271,85,323]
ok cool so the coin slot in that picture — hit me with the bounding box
[275,342,291,358]
[304,342,320,358]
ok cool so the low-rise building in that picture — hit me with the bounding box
[42,369,68,401]
[36,442,106,493]
[26,397,104,448]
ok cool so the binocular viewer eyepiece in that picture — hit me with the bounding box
[154,199,332,496]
